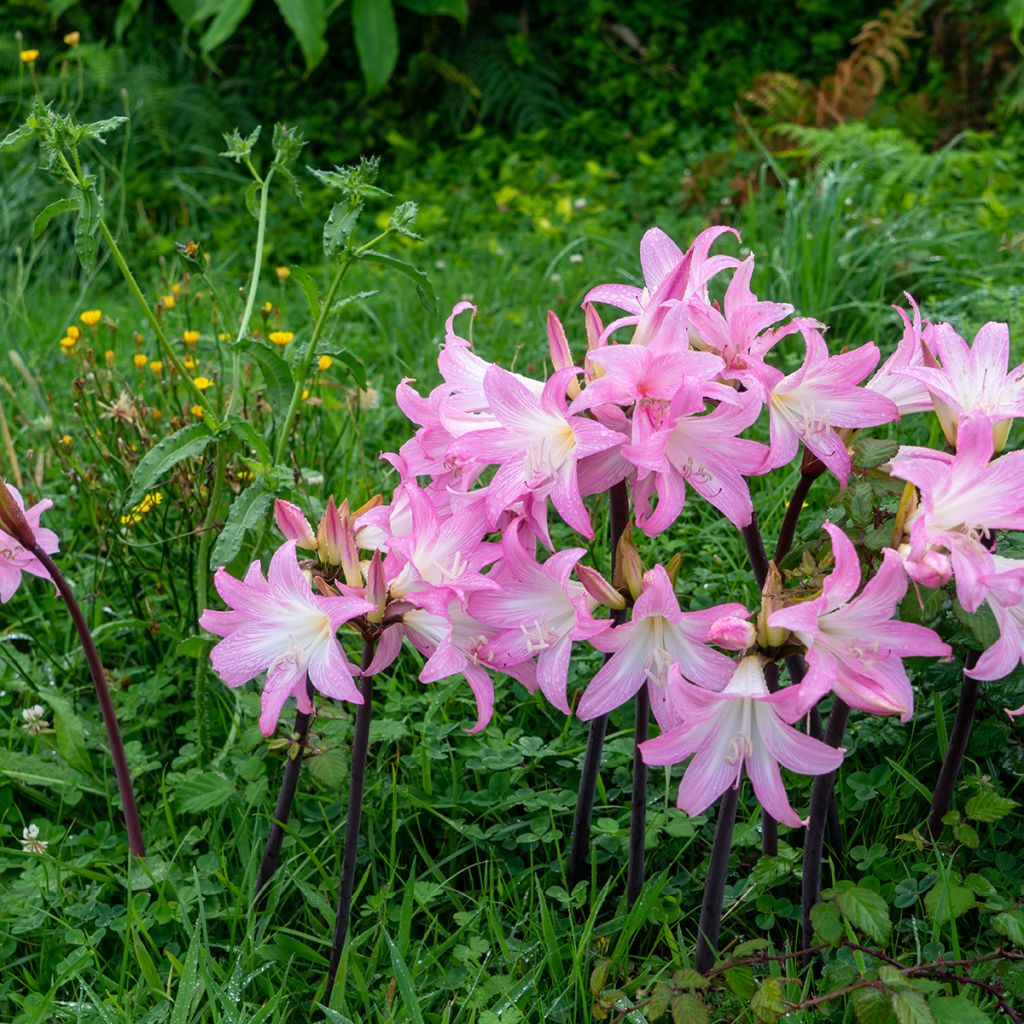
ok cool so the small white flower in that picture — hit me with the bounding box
[21,704,49,736]
[434,259,447,269]
[21,823,47,854]
[550,273,562,284]
[573,197,587,209]
[569,253,583,264]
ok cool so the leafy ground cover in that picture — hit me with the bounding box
[2,3,1024,1021]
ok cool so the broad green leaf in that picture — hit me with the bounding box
[306,747,349,789]
[0,749,101,795]
[274,0,328,70]
[952,600,1000,650]
[222,415,270,464]
[890,989,934,1024]
[352,0,398,96]
[128,422,215,504]
[382,930,425,1024]
[238,339,294,418]
[173,770,237,813]
[0,123,35,150]
[854,437,900,469]
[323,200,361,256]
[670,992,708,1024]
[32,197,76,239]
[723,966,756,1001]
[646,984,672,1021]
[834,885,892,943]
[589,959,611,997]
[929,996,992,1024]
[993,909,1024,945]
[177,635,209,658]
[670,968,708,990]
[396,0,468,23]
[74,182,102,272]
[924,875,975,927]
[115,0,144,39]
[47,694,94,775]
[359,249,437,311]
[200,0,255,52]
[209,481,274,567]
[852,987,894,1024]
[750,977,786,1023]
[289,264,321,319]
[964,791,1017,823]
[810,900,843,945]
[331,350,368,391]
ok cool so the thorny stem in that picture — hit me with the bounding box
[324,635,377,1005]
[927,661,981,839]
[802,697,851,959]
[627,682,649,907]
[568,479,629,889]
[30,545,145,856]
[694,784,740,973]
[253,681,315,911]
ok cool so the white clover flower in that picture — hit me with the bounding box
[20,704,49,735]
[21,824,47,854]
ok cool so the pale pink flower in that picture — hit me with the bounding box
[577,564,746,730]
[768,523,950,720]
[0,485,59,603]
[765,324,898,484]
[707,615,756,651]
[865,295,933,415]
[967,556,1024,684]
[890,412,1024,612]
[274,499,318,549]
[639,655,846,827]
[897,319,1024,448]
[200,540,373,736]
[469,529,609,714]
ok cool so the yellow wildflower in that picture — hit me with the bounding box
[237,468,254,483]
[80,309,102,326]
[275,266,291,282]
[193,376,213,391]
[60,434,72,446]
[151,409,163,420]
[262,301,273,315]
[104,349,114,363]
[218,332,231,341]
[183,330,200,345]
[67,325,81,340]
[318,355,333,371]
[133,353,147,368]
[163,294,176,309]
[20,50,39,64]
[191,405,204,418]
[149,360,163,375]
[59,336,76,350]
[183,356,196,370]
[269,331,294,347]
[301,388,310,401]
[171,283,181,296]
[64,31,80,46]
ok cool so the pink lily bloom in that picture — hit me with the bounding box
[967,556,1024,683]
[449,365,624,538]
[623,383,768,533]
[768,523,950,721]
[577,564,747,730]
[765,323,898,484]
[200,540,374,736]
[890,412,1024,611]
[468,528,609,714]
[0,486,59,603]
[897,319,1024,449]
[865,296,933,415]
[639,655,846,827]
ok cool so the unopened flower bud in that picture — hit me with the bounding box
[318,497,362,588]
[0,482,36,548]
[992,417,1012,453]
[664,552,682,587]
[547,310,581,399]
[891,480,917,548]
[613,525,645,602]
[274,499,317,550]
[707,615,756,651]
[576,564,626,610]
[756,562,790,649]
[365,550,387,623]
[900,544,952,589]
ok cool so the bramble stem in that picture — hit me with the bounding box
[627,682,649,907]
[801,698,850,957]
[31,545,145,856]
[324,635,377,1005]
[253,681,315,911]
[568,479,629,889]
[927,662,981,839]
[695,785,739,973]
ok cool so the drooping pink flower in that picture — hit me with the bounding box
[865,296,933,415]
[764,323,898,484]
[577,564,747,730]
[449,365,624,538]
[468,528,609,714]
[897,318,1024,448]
[768,523,950,720]
[639,655,846,827]
[200,540,374,735]
[967,556,1024,684]
[890,412,1024,611]
[0,485,59,603]
[623,383,768,533]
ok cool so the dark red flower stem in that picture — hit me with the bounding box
[694,784,740,974]
[324,634,377,1005]
[801,697,850,958]
[627,681,649,907]
[568,479,629,889]
[253,680,315,911]
[774,471,817,566]
[30,544,145,857]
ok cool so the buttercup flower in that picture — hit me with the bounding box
[80,310,102,326]
[269,331,294,347]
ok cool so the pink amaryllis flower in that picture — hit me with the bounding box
[768,523,950,720]
[764,324,898,484]
[897,319,1024,449]
[639,655,845,826]
[449,365,624,538]
[468,529,609,714]
[966,556,1024,684]
[865,296,933,415]
[200,540,374,736]
[890,412,1024,612]
[577,564,747,730]
[0,485,59,603]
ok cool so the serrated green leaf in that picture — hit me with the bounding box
[992,909,1024,946]
[589,959,611,997]
[953,600,1001,650]
[853,986,895,1024]
[723,966,756,1001]
[129,422,215,504]
[855,437,900,469]
[32,197,76,239]
[835,886,892,943]
[929,996,992,1024]
[646,984,672,1021]
[359,249,436,311]
[0,122,35,150]
[964,791,1017,823]
[890,989,934,1024]
[323,200,361,256]
[750,977,786,1023]
[173,770,237,813]
[274,0,328,70]
[352,0,398,95]
[80,116,128,142]
[47,694,94,775]
[209,481,274,568]
[924,875,975,927]
[306,747,349,789]
[810,900,844,945]
[670,992,708,1024]
[74,182,101,272]
[670,968,708,990]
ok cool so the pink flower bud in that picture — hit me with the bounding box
[0,482,36,549]
[365,550,387,623]
[274,499,317,550]
[318,497,362,588]
[901,545,953,589]
[707,615,755,651]
[613,526,645,602]
[576,564,626,610]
